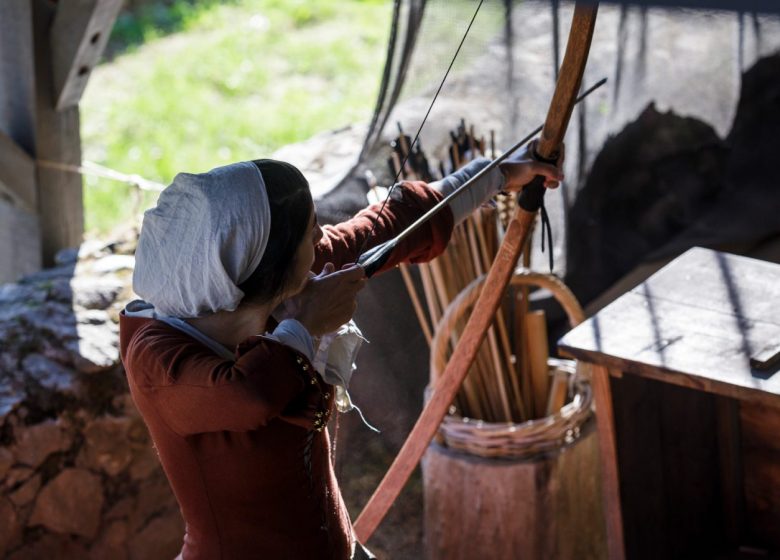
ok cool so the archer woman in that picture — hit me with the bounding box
[118,147,562,560]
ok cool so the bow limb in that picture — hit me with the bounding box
[353,2,599,544]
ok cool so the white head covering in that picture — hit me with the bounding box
[133,161,271,318]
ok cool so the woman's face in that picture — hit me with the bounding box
[285,204,323,297]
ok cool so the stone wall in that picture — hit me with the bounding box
[0,228,183,559]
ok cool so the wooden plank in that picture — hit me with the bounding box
[608,371,726,559]
[51,0,123,110]
[0,130,36,212]
[34,0,84,264]
[592,366,626,560]
[716,396,745,547]
[740,401,780,549]
[559,249,780,403]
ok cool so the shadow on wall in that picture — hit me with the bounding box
[565,51,780,307]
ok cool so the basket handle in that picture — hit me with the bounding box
[430,269,585,383]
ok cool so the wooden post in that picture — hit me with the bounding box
[0,0,41,283]
[33,0,84,266]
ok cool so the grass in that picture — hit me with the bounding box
[81,0,392,236]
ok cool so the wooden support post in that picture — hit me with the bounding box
[592,365,626,560]
[0,0,41,283]
[51,0,124,110]
[34,0,84,265]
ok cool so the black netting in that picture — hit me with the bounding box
[328,0,780,297]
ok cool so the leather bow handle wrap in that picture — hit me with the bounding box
[354,3,599,543]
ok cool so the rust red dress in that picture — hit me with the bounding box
[119,182,453,559]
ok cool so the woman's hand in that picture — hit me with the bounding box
[498,140,565,192]
[290,263,367,336]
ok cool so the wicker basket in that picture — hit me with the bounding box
[429,269,592,460]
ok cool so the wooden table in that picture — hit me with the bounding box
[559,247,780,559]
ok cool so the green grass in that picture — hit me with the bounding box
[81,0,392,236]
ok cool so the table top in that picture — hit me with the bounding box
[558,247,780,403]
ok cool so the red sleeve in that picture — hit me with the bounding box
[123,322,312,435]
[313,180,454,274]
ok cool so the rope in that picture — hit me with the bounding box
[36,159,165,192]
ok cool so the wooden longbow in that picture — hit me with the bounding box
[354,2,600,542]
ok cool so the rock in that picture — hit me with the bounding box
[3,467,33,489]
[71,275,125,310]
[6,533,89,560]
[17,301,76,337]
[89,519,128,560]
[20,264,76,284]
[92,255,135,274]
[54,247,80,266]
[78,239,110,260]
[129,478,177,533]
[29,468,104,539]
[128,445,160,481]
[0,378,24,423]
[78,416,135,476]
[21,354,78,394]
[105,497,135,521]
[0,448,14,479]
[0,497,21,557]
[65,321,120,373]
[0,283,45,305]
[0,301,34,324]
[12,420,72,468]
[9,474,40,507]
[113,394,141,418]
[128,510,184,560]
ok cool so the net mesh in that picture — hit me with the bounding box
[347,0,780,277]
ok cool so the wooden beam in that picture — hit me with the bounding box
[51,0,123,111]
[0,130,36,212]
[34,0,84,265]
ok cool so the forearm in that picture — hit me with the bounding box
[430,158,505,224]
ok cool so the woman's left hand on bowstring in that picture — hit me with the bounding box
[498,140,565,192]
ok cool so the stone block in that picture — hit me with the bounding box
[12,420,72,468]
[6,533,89,560]
[29,468,104,539]
[128,510,184,560]
[77,416,134,476]
[89,519,128,560]
[0,496,21,558]
[0,447,13,478]
[9,473,40,507]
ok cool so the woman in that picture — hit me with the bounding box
[119,147,562,559]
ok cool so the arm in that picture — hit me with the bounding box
[313,180,454,275]
[312,149,562,275]
[124,323,312,435]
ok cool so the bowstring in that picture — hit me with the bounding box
[355,0,485,263]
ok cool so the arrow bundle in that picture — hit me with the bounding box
[380,120,567,424]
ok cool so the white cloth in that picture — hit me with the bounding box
[133,161,271,318]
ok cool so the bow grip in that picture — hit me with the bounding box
[517,150,560,213]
